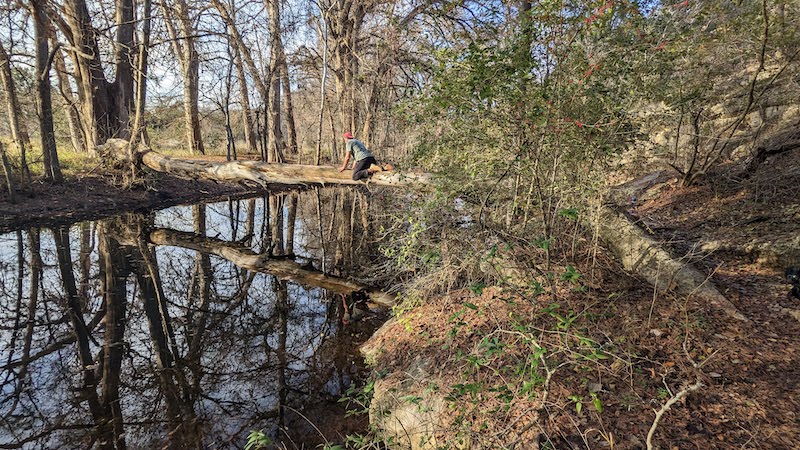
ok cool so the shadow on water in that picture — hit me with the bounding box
[0,187,393,449]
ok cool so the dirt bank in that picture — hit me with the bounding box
[362,150,800,449]
[0,172,271,233]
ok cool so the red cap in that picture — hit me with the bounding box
[343,132,354,139]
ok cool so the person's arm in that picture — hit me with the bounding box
[338,151,351,172]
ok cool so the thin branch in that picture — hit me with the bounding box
[646,380,703,450]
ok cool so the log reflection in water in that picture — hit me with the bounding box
[148,228,394,306]
[0,189,389,448]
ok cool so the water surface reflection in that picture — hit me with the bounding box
[0,188,387,448]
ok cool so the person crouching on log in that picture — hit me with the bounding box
[338,132,383,181]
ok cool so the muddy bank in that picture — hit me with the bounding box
[0,172,275,232]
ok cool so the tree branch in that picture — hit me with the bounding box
[646,379,703,450]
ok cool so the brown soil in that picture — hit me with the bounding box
[0,171,272,233]
[366,151,800,449]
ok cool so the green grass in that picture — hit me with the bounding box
[2,137,103,178]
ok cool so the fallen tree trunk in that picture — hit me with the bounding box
[595,204,748,323]
[100,138,431,187]
[148,228,395,306]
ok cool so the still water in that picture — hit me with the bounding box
[0,188,389,448]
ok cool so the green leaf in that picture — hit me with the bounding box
[469,282,485,295]
[560,265,582,284]
[245,431,271,450]
[591,392,604,413]
[534,238,551,251]
[558,208,579,220]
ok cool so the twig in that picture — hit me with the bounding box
[646,380,703,450]
[281,404,329,443]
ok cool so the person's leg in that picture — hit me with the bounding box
[352,156,377,180]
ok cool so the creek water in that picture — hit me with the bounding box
[0,188,388,448]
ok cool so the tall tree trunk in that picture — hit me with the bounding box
[32,0,63,182]
[267,0,285,163]
[62,0,135,146]
[0,41,31,181]
[325,0,371,160]
[162,0,205,154]
[63,0,101,150]
[130,0,152,148]
[315,3,330,165]
[53,47,85,153]
[232,42,258,155]
[223,44,237,161]
[211,0,269,102]
[280,49,297,160]
[360,60,391,148]
[211,0,271,160]
[182,57,204,155]
[113,0,135,140]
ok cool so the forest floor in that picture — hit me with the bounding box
[364,150,800,449]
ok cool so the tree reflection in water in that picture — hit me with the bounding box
[0,187,388,448]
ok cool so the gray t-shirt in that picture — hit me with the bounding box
[346,139,374,161]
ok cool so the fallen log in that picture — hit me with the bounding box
[99,138,431,187]
[595,203,749,323]
[148,228,395,306]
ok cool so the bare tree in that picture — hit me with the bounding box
[162,0,205,154]
[266,0,286,163]
[315,1,332,165]
[231,32,258,155]
[0,40,31,181]
[219,42,237,161]
[130,0,153,149]
[211,0,281,161]
[326,0,373,135]
[52,47,85,153]
[60,0,136,149]
[30,0,62,182]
